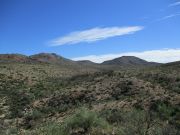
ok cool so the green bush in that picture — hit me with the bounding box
[100,109,123,124]
[100,108,170,135]
[8,90,33,118]
[25,109,43,120]
[35,108,111,135]
[63,108,110,134]
[150,101,179,122]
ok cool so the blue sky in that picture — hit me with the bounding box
[0,0,180,63]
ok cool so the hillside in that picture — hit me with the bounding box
[30,53,78,65]
[77,60,98,65]
[102,56,160,67]
[0,54,179,135]
[0,54,30,63]
[0,53,79,65]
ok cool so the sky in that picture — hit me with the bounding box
[0,0,180,63]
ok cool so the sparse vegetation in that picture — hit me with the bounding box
[0,55,179,134]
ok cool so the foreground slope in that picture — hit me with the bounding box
[0,54,179,135]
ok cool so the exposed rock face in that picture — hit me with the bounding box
[0,54,29,63]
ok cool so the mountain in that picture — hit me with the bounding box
[0,54,161,67]
[163,61,180,67]
[0,53,101,79]
[102,56,161,67]
[0,54,30,63]
[29,53,77,65]
[0,53,79,66]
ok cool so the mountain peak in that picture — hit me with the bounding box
[30,53,63,63]
[102,56,160,66]
[29,53,76,65]
[30,53,61,58]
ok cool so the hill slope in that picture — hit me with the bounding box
[77,60,98,65]
[102,56,160,66]
[0,53,179,135]
[30,53,77,65]
[0,54,30,63]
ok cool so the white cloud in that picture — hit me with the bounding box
[72,49,180,63]
[156,13,180,21]
[169,1,180,7]
[50,26,144,46]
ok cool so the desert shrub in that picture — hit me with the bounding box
[100,109,123,124]
[149,100,180,132]
[30,82,46,98]
[172,86,180,93]
[17,109,43,129]
[100,109,147,134]
[111,81,132,100]
[100,108,170,135]
[157,103,175,120]
[35,108,112,135]
[160,124,179,135]
[39,103,69,116]
[34,122,65,135]
[105,70,114,77]
[8,90,33,118]
[118,109,150,135]
[175,77,180,82]
[137,71,180,93]
[171,81,180,93]
[4,127,19,135]
[62,108,111,134]
[25,109,43,121]
[150,101,178,121]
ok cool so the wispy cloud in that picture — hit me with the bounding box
[72,49,180,63]
[169,1,180,7]
[159,13,180,21]
[49,26,144,46]
[153,13,180,22]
